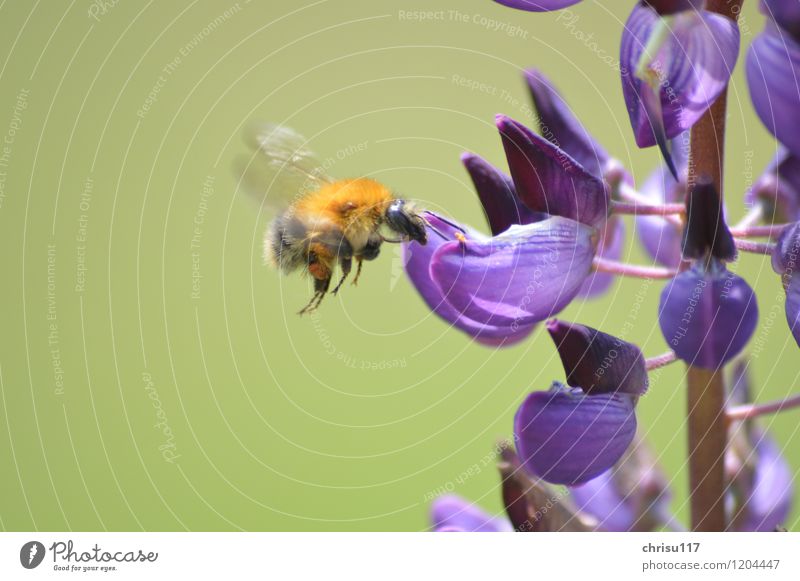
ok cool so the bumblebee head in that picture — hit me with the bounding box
[385,199,427,245]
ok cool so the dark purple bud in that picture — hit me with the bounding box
[546,319,648,396]
[620,4,739,165]
[430,494,512,532]
[524,69,613,181]
[642,0,704,15]
[681,177,736,261]
[496,115,610,228]
[659,260,758,369]
[746,149,800,223]
[493,0,582,11]
[461,152,541,236]
[514,383,637,485]
[762,0,800,41]
[498,446,596,531]
[784,274,800,346]
[747,23,800,159]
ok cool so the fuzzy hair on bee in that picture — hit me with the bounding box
[237,123,434,314]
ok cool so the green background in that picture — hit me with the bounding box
[0,0,797,531]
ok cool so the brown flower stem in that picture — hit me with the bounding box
[685,0,743,533]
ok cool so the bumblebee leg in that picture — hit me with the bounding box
[332,256,352,295]
[299,244,333,315]
[352,257,364,286]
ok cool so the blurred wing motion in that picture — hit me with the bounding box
[234,122,333,212]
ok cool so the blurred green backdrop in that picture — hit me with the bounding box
[0,0,797,531]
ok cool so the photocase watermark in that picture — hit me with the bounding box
[47,244,65,396]
[87,0,121,22]
[397,9,529,39]
[0,87,29,210]
[142,372,180,463]
[556,10,623,72]
[136,3,244,119]
[190,175,214,300]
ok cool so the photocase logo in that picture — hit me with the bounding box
[19,541,45,569]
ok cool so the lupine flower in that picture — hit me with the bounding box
[493,0,581,12]
[771,221,800,346]
[514,320,646,485]
[658,179,758,369]
[746,149,800,223]
[569,434,676,532]
[404,111,614,343]
[429,494,512,532]
[524,69,627,297]
[726,362,793,531]
[620,1,739,173]
[635,134,689,268]
[761,0,800,41]
[747,19,800,160]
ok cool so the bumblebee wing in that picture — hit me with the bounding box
[235,122,332,213]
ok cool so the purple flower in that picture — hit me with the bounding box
[659,259,758,369]
[635,134,689,268]
[747,21,800,160]
[620,2,739,172]
[514,321,645,485]
[643,0,704,16]
[771,222,800,346]
[430,494,512,532]
[761,0,800,41]
[569,435,675,532]
[726,363,794,531]
[746,149,800,222]
[493,0,582,12]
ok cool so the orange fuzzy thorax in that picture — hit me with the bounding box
[295,178,394,240]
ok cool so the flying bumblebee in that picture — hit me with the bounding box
[236,123,452,314]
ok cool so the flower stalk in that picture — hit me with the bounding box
[593,257,677,280]
[685,0,743,533]
[727,393,800,422]
[611,200,686,216]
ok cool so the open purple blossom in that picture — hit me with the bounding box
[514,321,644,485]
[620,2,739,172]
[635,134,689,268]
[747,20,800,160]
[569,435,675,531]
[429,494,512,532]
[746,149,800,222]
[771,222,800,346]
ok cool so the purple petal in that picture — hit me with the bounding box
[493,0,582,11]
[771,220,800,276]
[404,213,536,345]
[430,494,513,532]
[747,24,800,159]
[515,383,637,485]
[635,143,688,268]
[524,69,612,181]
[621,6,740,148]
[659,260,758,369]
[461,152,541,236]
[747,149,800,222]
[546,319,648,396]
[496,115,610,228]
[429,216,596,329]
[569,471,637,531]
[578,217,624,298]
[784,273,800,346]
[762,0,800,41]
[734,429,793,531]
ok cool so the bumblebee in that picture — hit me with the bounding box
[237,124,443,314]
